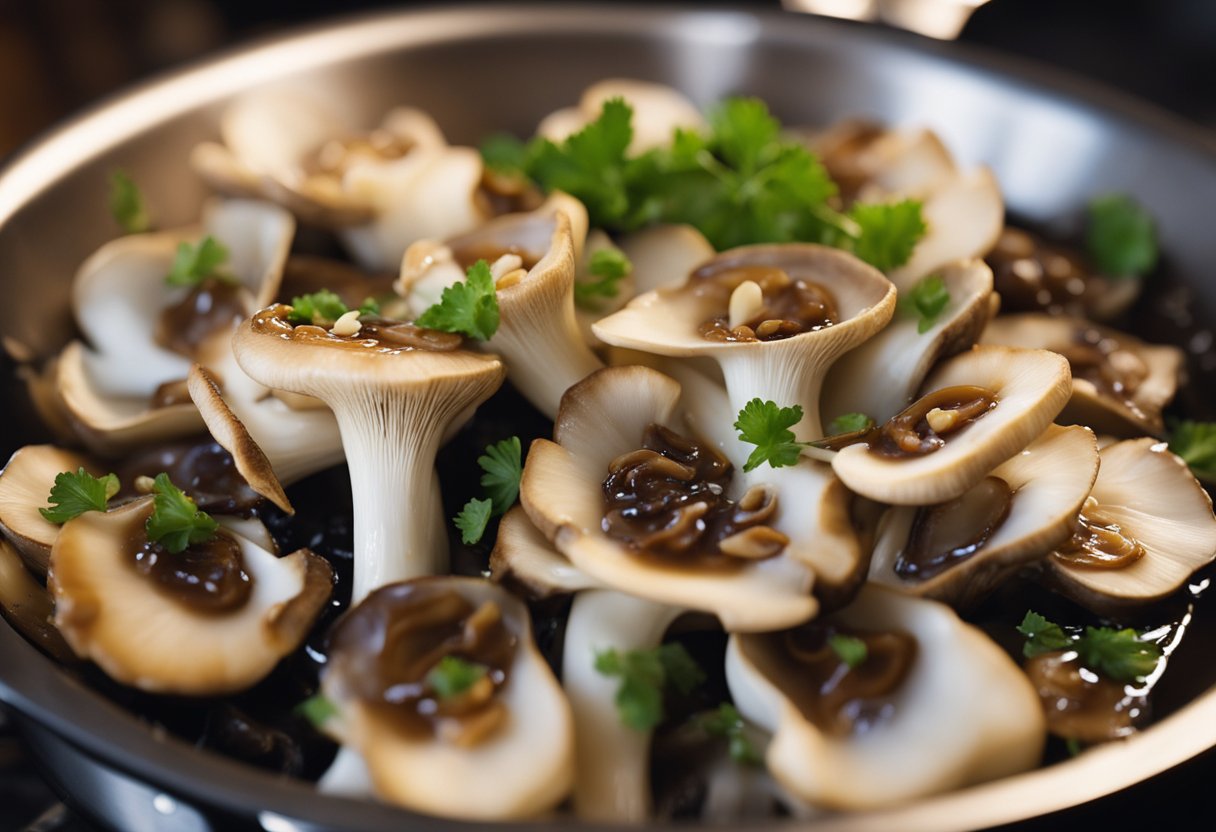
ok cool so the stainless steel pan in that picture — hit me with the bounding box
[1,5,1214,830]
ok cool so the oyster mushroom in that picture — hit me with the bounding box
[1044,437,1216,613]
[0,444,98,573]
[49,499,333,695]
[319,577,573,820]
[980,314,1184,436]
[726,585,1045,810]
[0,540,73,661]
[522,365,841,631]
[397,193,601,418]
[593,244,896,441]
[488,506,603,598]
[890,168,1005,286]
[616,224,715,295]
[232,306,504,599]
[537,79,706,155]
[869,425,1100,607]
[832,345,1072,505]
[823,258,995,426]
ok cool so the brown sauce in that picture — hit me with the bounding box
[870,385,998,458]
[115,441,262,515]
[1054,327,1149,411]
[694,265,838,343]
[1052,504,1146,569]
[278,256,397,309]
[124,517,253,614]
[601,424,788,567]
[741,623,917,737]
[987,227,1108,317]
[1024,651,1147,742]
[896,477,1014,581]
[252,304,462,353]
[156,278,246,358]
[327,584,516,746]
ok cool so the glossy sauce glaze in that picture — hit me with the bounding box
[123,512,253,614]
[252,304,463,353]
[895,476,1014,581]
[870,385,998,458]
[693,264,838,343]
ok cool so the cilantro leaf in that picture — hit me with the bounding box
[574,248,634,309]
[828,634,868,669]
[1086,194,1158,278]
[108,170,150,234]
[358,297,381,317]
[478,436,522,515]
[1017,611,1072,658]
[39,468,120,524]
[699,703,763,766]
[594,643,706,731]
[734,399,806,472]
[145,473,218,554]
[827,412,874,436]
[288,290,351,327]
[848,200,927,272]
[1169,420,1216,481]
[902,273,951,334]
[453,497,493,545]
[480,132,530,174]
[426,656,488,699]
[1076,626,1162,683]
[166,236,232,288]
[415,260,500,340]
[295,694,338,728]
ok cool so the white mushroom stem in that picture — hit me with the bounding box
[562,590,683,822]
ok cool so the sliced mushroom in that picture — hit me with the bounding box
[521,365,827,631]
[0,540,74,662]
[488,505,603,598]
[0,445,98,574]
[562,589,684,821]
[537,79,706,155]
[832,345,1072,505]
[49,499,333,695]
[593,244,896,441]
[980,314,1183,436]
[320,577,573,820]
[849,128,958,203]
[726,585,1045,810]
[616,224,715,295]
[1043,438,1216,614]
[232,306,504,600]
[869,425,1100,607]
[823,258,995,426]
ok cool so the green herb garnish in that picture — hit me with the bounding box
[698,703,762,766]
[479,132,530,174]
[827,412,874,436]
[828,634,869,669]
[39,468,120,524]
[594,643,706,731]
[286,290,378,327]
[166,236,232,288]
[453,497,493,546]
[848,199,926,272]
[1017,611,1071,658]
[1168,420,1216,481]
[478,436,523,515]
[902,273,951,333]
[1017,611,1163,683]
[426,656,488,700]
[574,248,634,308]
[734,399,809,472]
[1086,194,1158,278]
[295,694,338,728]
[145,473,218,554]
[416,260,500,341]
[108,170,150,234]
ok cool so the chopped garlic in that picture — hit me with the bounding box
[728,280,764,329]
[133,475,157,494]
[926,407,960,433]
[490,253,525,281]
[332,310,362,337]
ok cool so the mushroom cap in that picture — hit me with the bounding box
[870,424,1100,607]
[50,499,333,695]
[832,345,1072,505]
[520,365,818,632]
[980,313,1184,436]
[1044,437,1216,613]
[726,585,1045,811]
[537,79,706,155]
[488,506,603,598]
[322,577,573,820]
[851,128,958,201]
[0,539,74,662]
[616,224,715,295]
[824,258,995,425]
[0,444,98,575]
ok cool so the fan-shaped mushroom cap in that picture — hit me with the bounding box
[870,425,1099,607]
[562,589,683,821]
[850,128,958,202]
[0,540,73,661]
[233,311,504,599]
[0,445,99,574]
[980,314,1183,437]
[833,345,1072,505]
[726,586,1045,810]
[488,506,603,598]
[824,258,995,425]
[537,79,706,155]
[593,244,896,440]
[616,224,715,295]
[1044,438,1216,613]
[521,365,819,631]
[49,499,332,695]
[890,168,1004,287]
[320,577,573,820]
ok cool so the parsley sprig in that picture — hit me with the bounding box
[901,273,951,333]
[108,170,150,235]
[453,436,523,545]
[287,290,379,327]
[827,412,874,436]
[574,248,633,309]
[40,468,120,524]
[426,656,488,699]
[849,200,927,272]
[1086,194,1158,278]
[145,473,218,554]
[734,399,816,472]
[1168,421,1216,481]
[698,703,762,766]
[828,633,869,669]
[1017,611,1163,683]
[166,236,233,288]
[416,260,501,340]
[295,694,338,728]
[595,643,706,731]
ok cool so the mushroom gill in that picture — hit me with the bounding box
[488,505,603,598]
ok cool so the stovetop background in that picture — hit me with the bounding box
[1,0,1213,829]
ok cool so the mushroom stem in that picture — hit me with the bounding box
[562,589,683,822]
[718,350,834,441]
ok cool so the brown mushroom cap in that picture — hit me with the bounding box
[0,445,98,575]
